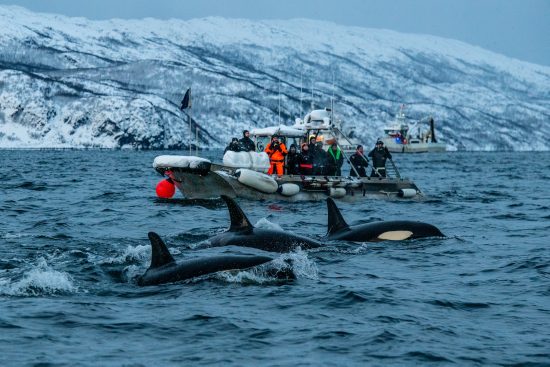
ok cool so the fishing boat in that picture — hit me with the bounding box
[381,105,446,153]
[153,108,421,202]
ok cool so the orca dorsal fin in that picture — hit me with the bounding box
[326,198,350,236]
[147,232,175,268]
[220,195,254,232]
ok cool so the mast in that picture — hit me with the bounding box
[278,79,281,124]
[300,71,303,118]
[310,80,314,111]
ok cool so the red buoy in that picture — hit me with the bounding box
[156,178,175,198]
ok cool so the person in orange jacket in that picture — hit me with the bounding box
[264,135,287,175]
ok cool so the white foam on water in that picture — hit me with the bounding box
[96,244,150,265]
[254,218,284,232]
[0,258,77,296]
[216,249,318,284]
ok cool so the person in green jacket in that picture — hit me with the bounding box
[327,142,344,176]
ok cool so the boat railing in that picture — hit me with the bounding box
[332,125,402,179]
[386,159,401,179]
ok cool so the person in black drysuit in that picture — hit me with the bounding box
[312,141,328,175]
[224,137,242,153]
[239,130,256,152]
[368,140,392,177]
[326,143,344,176]
[285,144,300,175]
[297,143,314,176]
[349,145,368,177]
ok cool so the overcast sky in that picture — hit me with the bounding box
[1,0,548,66]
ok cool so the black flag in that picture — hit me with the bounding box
[180,88,192,110]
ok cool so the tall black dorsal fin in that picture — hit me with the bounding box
[147,232,175,269]
[220,195,254,232]
[326,198,350,236]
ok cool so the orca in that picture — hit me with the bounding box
[207,195,322,252]
[326,198,444,242]
[137,232,281,286]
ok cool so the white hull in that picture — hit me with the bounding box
[382,138,447,153]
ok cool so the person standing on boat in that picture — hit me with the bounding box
[265,135,287,175]
[286,144,300,175]
[224,138,241,153]
[368,140,392,177]
[297,142,314,175]
[239,130,256,152]
[312,140,328,175]
[326,143,344,176]
[350,145,368,177]
[308,136,317,152]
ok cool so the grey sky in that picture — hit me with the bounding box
[1,0,548,66]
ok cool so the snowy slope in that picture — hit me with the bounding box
[0,5,549,150]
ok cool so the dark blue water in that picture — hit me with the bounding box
[1,150,549,366]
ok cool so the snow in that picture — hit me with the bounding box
[250,126,306,137]
[0,5,549,151]
[153,155,210,169]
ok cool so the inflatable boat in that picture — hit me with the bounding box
[153,153,421,202]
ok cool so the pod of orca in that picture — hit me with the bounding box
[138,195,444,286]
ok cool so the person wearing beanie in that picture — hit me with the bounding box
[367,140,392,177]
[239,130,256,152]
[350,145,368,177]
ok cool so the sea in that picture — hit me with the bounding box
[1,150,549,366]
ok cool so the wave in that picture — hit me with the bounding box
[0,258,77,296]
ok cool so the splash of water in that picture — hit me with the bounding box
[0,258,77,296]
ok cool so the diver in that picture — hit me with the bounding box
[368,140,392,177]
[286,144,300,175]
[224,137,241,153]
[326,142,344,176]
[349,145,368,177]
[239,130,256,152]
[264,135,288,175]
[297,142,314,176]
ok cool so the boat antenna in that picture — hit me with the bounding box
[310,80,314,111]
[278,79,281,125]
[331,73,335,124]
[300,71,303,118]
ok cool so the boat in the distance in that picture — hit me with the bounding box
[153,108,421,202]
[381,105,446,153]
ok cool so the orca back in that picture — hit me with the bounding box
[221,195,254,232]
[326,198,350,236]
[147,232,176,269]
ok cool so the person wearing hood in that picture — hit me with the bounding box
[297,142,314,176]
[367,140,392,177]
[326,142,344,176]
[239,130,256,152]
[312,140,328,175]
[286,144,300,175]
[264,135,288,175]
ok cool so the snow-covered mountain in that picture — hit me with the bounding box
[0,5,549,150]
